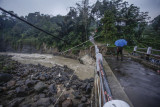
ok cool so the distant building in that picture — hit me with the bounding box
[115,21,126,26]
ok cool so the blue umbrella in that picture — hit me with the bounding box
[115,39,127,47]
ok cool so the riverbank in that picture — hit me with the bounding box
[0,55,94,107]
[0,52,95,80]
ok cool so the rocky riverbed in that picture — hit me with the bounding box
[0,55,94,107]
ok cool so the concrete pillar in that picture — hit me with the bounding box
[147,47,152,55]
[133,46,137,52]
[146,47,152,60]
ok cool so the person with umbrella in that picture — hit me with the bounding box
[115,39,127,61]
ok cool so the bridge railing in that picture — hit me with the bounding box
[133,46,160,58]
[89,36,130,107]
[133,46,160,65]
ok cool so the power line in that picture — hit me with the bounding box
[0,7,66,42]
[61,35,100,54]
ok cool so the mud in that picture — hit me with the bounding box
[105,56,160,107]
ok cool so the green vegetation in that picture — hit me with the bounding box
[0,55,17,72]
[0,0,159,52]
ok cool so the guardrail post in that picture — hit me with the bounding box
[133,46,137,52]
[146,47,152,60]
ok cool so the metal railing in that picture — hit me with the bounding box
[90,36,130,107]
[94,46,112,107]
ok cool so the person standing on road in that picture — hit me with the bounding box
[117,46,123,61]
[115,39,127,61]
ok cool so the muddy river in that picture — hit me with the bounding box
[0,53,95,80]
[106,56,160,107]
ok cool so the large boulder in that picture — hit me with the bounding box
[48,84,57,95]
[8,98,24,107]
[36,98,51,106]
[16,86,27,97]
[7,80,16,88]
[34,82,47,92]
[78,103,86,107]
[80,55,95,65]
[86,83,91,94]
[81,96,87,103]
[25,79,35,87]
[0,73,12,84]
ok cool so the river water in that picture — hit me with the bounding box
[106,56,160,107]
[0,52,95,80]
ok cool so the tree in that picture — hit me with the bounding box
[101,10,117,43]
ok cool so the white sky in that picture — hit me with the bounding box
[0,0,160,20]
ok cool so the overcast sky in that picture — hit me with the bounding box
[0,0,160,20]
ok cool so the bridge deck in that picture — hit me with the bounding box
[105,56,160,107]
[103,57,134,107]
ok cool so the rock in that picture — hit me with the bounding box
[85,95,90,98]
[2,87,7,91]
[72,85,77,90]
[62,99,73,107]
[7,80,16,88]
[78,103,86,107]
[81,83,87,91]
[7,90,15,98]
[33,95,39,102]
[59,77,65,83]
[16,86,27,97]
[64,65,68,69]
[44,74,50,80]
[34,82,47,92]
[42,89,47,94]
[23,70,29,77]
[0,87,3,92]
[81,97,87,103]
[39,73,50,81]
[48,84,57,96]
[89,78,94,82]
[85,100,91,105]
[39,94,45,98]
[72,75,78,80]
[50,97,56,104]
[0,73,12,83]
[36,98,51,106]
[32,76,39,80]
[39,75,45,81]
[25,79,35,87]
[16,81,24,86]
[8,98,24,107]
[74,91,81,99]
[86,83,91,94]
[21,104,31,107]
[58,95,67,106]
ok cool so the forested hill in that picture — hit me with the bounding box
[0,0,159,53]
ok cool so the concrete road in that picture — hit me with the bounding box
[106,56,160,107]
